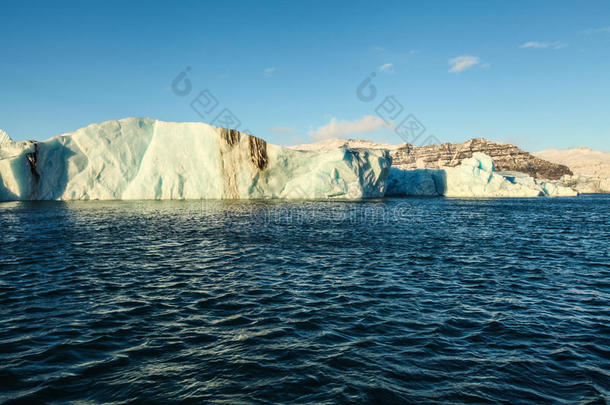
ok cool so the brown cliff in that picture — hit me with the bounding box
[391,138,572,180]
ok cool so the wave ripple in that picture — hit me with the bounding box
[1,197,609,403]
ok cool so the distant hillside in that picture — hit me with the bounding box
[391,138,573,180]
[534,147,610,178]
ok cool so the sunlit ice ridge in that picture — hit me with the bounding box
[0,118,390,201]
[0,118,579,201]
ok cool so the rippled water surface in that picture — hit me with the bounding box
[1,196,609,404]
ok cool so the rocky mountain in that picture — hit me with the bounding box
[390,138,572,180]
[292,137,573,180]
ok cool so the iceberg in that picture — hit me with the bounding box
[559,174,610,194]
[0,118,391,201]
[387,152,577,197]
[0,121,581,201]
[500,171,578,197]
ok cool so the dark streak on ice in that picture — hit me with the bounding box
[220,128,241,147]
[220,127,268,171]
[25,141,40,183]
[248,136,268,170]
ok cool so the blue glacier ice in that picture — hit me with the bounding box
[387,152,577,197]
[0,118,391,201]
[0,121,577,201]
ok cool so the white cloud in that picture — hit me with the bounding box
[520,41,547,48]
[308,115,390,140]
[269,126,295,134]
[264,67,276,76]
[448,55,480,73]
[409,49,419,54]
[520,41,567,49]
[583,26,610,34]
[379,63,394,73]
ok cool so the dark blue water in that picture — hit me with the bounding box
[1,196,609,404]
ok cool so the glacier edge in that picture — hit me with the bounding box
[0,118,391,201]
[386,153,578,198]
[0,120,580,201]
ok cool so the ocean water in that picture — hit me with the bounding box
[0,196,609,404]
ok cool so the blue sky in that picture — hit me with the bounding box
[1,0,609,151]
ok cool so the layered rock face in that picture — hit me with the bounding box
[291,137,574,181]
[0,118,391,201]
[391,138,573,180]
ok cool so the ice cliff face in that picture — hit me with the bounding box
[558,174,610,194]
[0,118,391,201]
[386,153,577,198]
[0,119,584,201]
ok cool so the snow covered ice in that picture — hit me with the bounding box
[0,129,12,146]
[559,174,610,194]
[0,118,390,201]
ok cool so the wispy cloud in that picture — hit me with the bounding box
[583,26,610,34]
[308,115,390,140]
[378,63,394,73]
[269,126,295,134]
[448,55,480,73]
[264,67,276,76]
[409,49,419,54]
[519,41,567,49]
[520,41,548,48]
